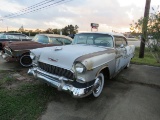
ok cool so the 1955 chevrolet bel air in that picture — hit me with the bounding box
[28,32,135,98]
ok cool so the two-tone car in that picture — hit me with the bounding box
[0,33,31,51]
[28,32,135,98]
[1,34,72,67]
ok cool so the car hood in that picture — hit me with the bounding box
[38,45,107,70]
[6,41,55,50]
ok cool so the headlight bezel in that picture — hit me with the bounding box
[30,52,36,60]
[74,62,86,74]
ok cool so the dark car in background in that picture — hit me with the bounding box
[68,34,75,39]
[0,33,31,51]
[1,34,72,67]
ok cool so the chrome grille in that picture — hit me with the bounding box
[38,62,75,80]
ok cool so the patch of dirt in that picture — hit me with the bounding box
[0,69,36,90]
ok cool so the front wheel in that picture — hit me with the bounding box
[125,60,130,69]
[20,54,32,67]
[92,73,104,98]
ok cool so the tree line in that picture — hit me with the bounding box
[1,24,79,36]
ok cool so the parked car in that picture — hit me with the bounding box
[0,33,31,51]
[68,34,75,39]
[1,34,72,67]
[28,32,135,98]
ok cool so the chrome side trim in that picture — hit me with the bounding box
[92,58,114,69]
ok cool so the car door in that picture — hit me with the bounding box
[115,36,127,72]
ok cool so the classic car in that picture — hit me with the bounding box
[1,34,72,67]
[0,33,31,51]
[28,32,135,98]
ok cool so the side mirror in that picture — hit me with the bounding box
[120,44,124,48]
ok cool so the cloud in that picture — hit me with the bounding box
[44,17,74,28]
[0,0,159,32]
[0,0,24,13]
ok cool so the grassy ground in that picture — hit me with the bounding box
[0,70,56,120]
[131,47,160,67]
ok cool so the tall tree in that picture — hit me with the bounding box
[18,25,24,32]
[62,24,79,35]
[139,0,151,58]
[130,6,160,63]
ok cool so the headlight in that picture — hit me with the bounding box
[75,63,86,73]
[30,52,36,60]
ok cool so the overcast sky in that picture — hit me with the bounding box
[0,0,159,33]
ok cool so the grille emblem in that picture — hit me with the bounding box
[48,58,58,62]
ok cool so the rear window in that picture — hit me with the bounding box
[33,35,49,44]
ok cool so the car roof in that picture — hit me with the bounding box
[37,34,73,41]
[76,32,125,38]
[0,33,27,36]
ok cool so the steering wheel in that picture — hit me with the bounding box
[100,40,111,46]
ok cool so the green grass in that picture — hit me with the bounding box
[131,47,160,67]
[0,75,56,120]
[0,75,13,85]
[0,71,15,86]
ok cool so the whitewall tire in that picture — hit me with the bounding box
[20,54,32,67]
[92,73,104,97]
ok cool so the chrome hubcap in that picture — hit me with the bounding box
[93,73,104,97]
[94,78,102,94]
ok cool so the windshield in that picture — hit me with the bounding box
[0,34,6,39]
[73,33,113,47]
[0,34,30,39]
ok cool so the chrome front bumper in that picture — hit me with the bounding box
[0,51,17,61]
[28,67,95,98]
[1,52,11,60]
[0,51,3,56]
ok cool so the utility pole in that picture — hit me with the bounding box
[139,0,151,58]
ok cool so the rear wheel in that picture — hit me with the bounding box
[20,54,32,67]
[92,73,104,98]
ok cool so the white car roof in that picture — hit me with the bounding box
[77,32,125,38]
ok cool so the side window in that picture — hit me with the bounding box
[115,37,127,47]
[12,35,20,39]
[19,35,28,39]
[62,38,72,45]
[6,35,21,40]
[36,35,49,44]
[50,37,62,45]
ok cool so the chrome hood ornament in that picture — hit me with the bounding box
[48,58,58,62]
